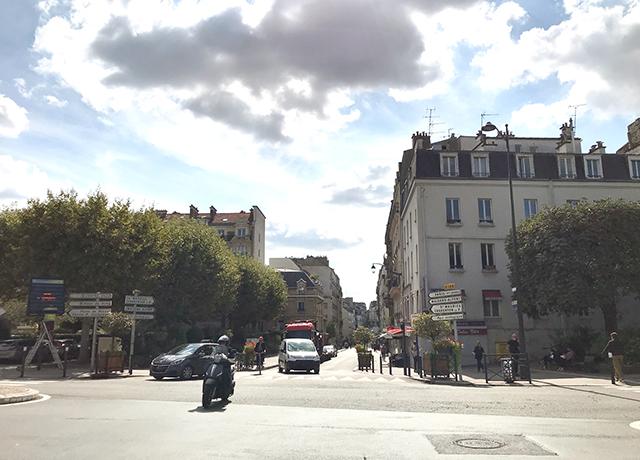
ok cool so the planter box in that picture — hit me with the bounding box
[97,352,125,373]
[357,352,373,371]
[423,353,450,378]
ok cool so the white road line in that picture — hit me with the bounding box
[630,421,640,431]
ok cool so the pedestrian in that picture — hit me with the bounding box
[254,336,266,369]
[380,341,388,361]
[410,341,419,371]
[507,333,520,377]
[473,341,485,372]
[602,332,624,383]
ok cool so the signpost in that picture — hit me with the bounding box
[430,303,464,315]
[431,313,465,321]
[125,291,154,375]
[68,292,113,373]
[429,283,466,382]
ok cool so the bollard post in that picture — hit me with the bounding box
[20,346,27,378]
[379,354,383,374]
[484,354,489,383]
[611,357,616,384]
[63,346,68,378]
[372,354,375,373]
[104,350,109,375]
[389,355,392,375]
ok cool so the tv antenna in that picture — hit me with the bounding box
[481,112,499,128]
[568,104,586,131]
[425,107,444,136]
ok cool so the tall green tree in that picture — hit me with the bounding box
[412,312,451,344]
[507,199,640,334]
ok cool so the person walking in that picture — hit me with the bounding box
[254,336,266,370]
[473,341,485,373]
[507,333,520,377]
[602,332,624,383]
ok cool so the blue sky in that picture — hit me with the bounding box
[1,0,639,304]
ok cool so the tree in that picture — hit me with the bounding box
[353,326,375,347]
[507,199,640,334]
[412,312,451,344]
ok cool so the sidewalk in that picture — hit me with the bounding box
[0,384,40,404]
[459,367,640,387]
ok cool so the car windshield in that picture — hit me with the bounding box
[166,344,200,355]
[287,341,316,352]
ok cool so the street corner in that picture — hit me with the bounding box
[0,384,41,405]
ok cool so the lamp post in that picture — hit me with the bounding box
[480,122,529,379]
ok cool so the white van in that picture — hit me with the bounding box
[278,338,320,374]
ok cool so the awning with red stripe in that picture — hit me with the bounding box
[482,289,503,300]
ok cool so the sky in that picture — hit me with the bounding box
[1,0,639,306]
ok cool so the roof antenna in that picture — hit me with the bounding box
[425,107,444,137]
[481,111,499,128]
[568,104,586,153]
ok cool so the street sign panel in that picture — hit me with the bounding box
[69,300,113,308]
[428,289,462,298]
[432,313,465,321]
[127,313,154,320]
[69,293,113,300]
[429,295,463,305]
[125,295,154,305]
[28,278,65,315]
[124,305,155,314]
[69,308,111,318]
[430,303,464,314]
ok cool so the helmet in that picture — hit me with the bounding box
[218,335,230,344]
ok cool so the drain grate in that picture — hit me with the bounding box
[427,434,556,456]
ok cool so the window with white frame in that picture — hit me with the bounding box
[472,155,490,177]
[517,155,535,178]
[524,199,538,219]
[630,158,640,179]
[445,198,460,223]
[478,198,492,223]
[483,299,500,317]
[481,243,495,270]
[448,242,463,269]
[585,157,602,178]
[440,154,459,177]
[236,227,247,237]
[558,156,576,178]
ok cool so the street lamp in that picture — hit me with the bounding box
[480,122,529,379]
[371,262,383,273]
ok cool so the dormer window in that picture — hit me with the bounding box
[440,154,459,177]
[629,157,640,179]
[558,156,576,179]
[236,227,247,237]
[296,279,306,294]
[516,155,535,178]
[472,154,490,177]
[584,157,602,179]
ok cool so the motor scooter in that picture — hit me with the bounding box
[202,351,235,408]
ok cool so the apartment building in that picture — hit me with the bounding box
[157,204,266,263]
[382,118,640,363]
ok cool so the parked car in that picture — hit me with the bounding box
[54,339,81,360]
[0,338,35,363]
[149,343,216,380]
[322,344,337,358]
[278,338,320,374]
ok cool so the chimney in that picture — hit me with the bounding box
[628,118,640,150]
[411,131,431,152]
[588,141,606,154]
[209,206,217,223]
[189,204,198,219]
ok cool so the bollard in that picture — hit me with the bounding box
[389,355,392,375]
[63,346,68,378]
[379,354,383,374]
[611,358,616,384]
[104,350,109,375]
[372,354,375,373]
[484,354,489,383]
[20,346,27,378]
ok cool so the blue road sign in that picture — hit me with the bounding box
[27,278,65,315]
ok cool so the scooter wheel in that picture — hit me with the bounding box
[202,386,213,408]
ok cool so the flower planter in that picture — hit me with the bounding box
[423,353,450,378]
[357,352,373,371]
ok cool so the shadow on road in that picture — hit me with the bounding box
[189,400,230,413]
[534,379,640,404]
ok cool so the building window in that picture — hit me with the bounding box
[585,158,602,178]
[483,299,500,317]
[517,155,535,178]
[566,199,581,207]
[440,154,459,177]
[236,227,247,237]
[558,156,576,179]
[445,198,460,223]
[297,301,305,312]
[448,243,463,270]
[630,158,640,179]
[481,243,495,270]
[478,198,492,224]
[297,279,306,294]
[524,199,538,219]
[472,155,490,177]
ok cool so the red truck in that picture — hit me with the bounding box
[284,321,323,351]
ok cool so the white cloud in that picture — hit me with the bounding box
[0,95,29,138]
[0,155,49,205]
[45,95,68,107]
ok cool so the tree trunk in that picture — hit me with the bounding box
[78,318,91,362]
[601,301,618,335]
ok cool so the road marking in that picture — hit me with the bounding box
[0,394,50,407]
[630,421,640,431]
[0,380,57,385]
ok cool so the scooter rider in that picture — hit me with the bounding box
[216,335,235,392]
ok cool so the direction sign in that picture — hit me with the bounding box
[28,278,65,315]
[69,308,112,318]
[430,303,464,314]
[124,305,155,314]
[69,293,113,300]
[125,295,154,305]
[429,295,463,305]
[432,313,465,321]
[69,300,113,308]
[126,313,154,320]
[428,289,462,298]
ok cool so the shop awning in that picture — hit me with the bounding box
[482,289,502,300]
[385,325,415,337]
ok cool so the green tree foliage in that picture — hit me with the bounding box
[229,257,286,335]
[353,326,375,346]
[507,199,640,334]
[412,312,451,344]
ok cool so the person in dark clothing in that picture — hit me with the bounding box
[507,333,520,376]
[473,341,485,372]
[602,332,624,383]
[254,336,266,368]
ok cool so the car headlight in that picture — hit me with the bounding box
[286,353,296,361]
[312,355,320,361]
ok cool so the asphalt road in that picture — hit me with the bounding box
[1,348,640,459]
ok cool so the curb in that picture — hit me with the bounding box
[0,388,40,405]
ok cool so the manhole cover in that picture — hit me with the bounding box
[454,438,506,450]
